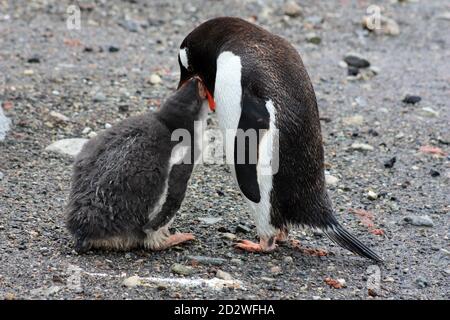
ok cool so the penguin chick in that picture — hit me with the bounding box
[66,77,208,253]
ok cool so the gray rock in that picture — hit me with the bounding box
[283,256,294,264]
[351,142,374,151]
[344,54,370,68]
[343,115,364,126]
[437,12,450,20]
[236,224,251,234]
[198,216,222,225]
[45,138,88,157]
[49,111,70,124]
[305,15,323,25]
[93,92,106,102]
[118,20,139,33]
[306,33,321,45]
[283,1,302,17]
[216,270,233,280]
[415,276,429,289]
[0,171,3,180]
[122,276,141,288]
[171,263,194,276]
[367,190,378,200]
[222,233,237,241]
[419,107,439,118]
[325,174,339,187]
[148,74,162,85]
[403,215,434,227]
[0,104,11,141]
[186,255,227,266]
[30,285,61,297]
[231,258,243,265]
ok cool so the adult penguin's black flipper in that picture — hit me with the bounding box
[233,91,270,203]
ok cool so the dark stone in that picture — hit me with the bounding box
[347,66,359,76]
[27,55,41,63]
[216,189,225,197]
[236,224,251,234]
[429,169,440,177]
[344,55,370,68]
[384,157,396,168]
[118,104,129,112]
[118,20,139,33]
[185,255,226,266]
[217,226,230,233]
[108,46,120,53]
[83,47,94,53]
[402,95,421,104]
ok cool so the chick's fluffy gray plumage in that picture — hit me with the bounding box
[66,78,206,252]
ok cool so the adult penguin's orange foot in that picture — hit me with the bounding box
[235,238,277,253]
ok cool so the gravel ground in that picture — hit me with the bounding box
[0,0,449,300]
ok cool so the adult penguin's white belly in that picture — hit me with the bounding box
[214,50,277,239]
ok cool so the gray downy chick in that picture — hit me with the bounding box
[66,77,208,253]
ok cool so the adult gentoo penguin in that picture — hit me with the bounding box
[178,17,382,261]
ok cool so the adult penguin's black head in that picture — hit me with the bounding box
[177,17,248,111]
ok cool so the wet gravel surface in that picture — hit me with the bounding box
[0,0,449,300]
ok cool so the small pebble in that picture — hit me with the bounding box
[403,95,421,104]
[122,276,141,288]
[283,1,302,17]
[420,107,439,117]
[429,169,440,177]
[49,111,70,123]
[119,104,129,112]
[351,142,374,151]
[222,233,237,241]
[27,55,41,63]
[88,131,97,138]
[216,270,233,280]
[93,92,106,102]
[367,190,378,200]
[415,276,429,289]
[198,216,222,225]
[186,255,226,266]
[347,66,359,76]
[344,55,370,68]
[171,263,194,276]
[384,157,396,168]
[325,174,339,187]
[82,127,91,134]
[403,215,434,227]
[283,256,294,264]
[343,115,364,126]
[236,224,251,234]
[108,46,120,53]
[306,33,321,45]
[149,73,162,85]
[45,138,88,157]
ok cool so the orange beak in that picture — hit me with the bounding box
[205,88,215,111]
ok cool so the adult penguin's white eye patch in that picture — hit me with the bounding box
[179,48,189,70]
